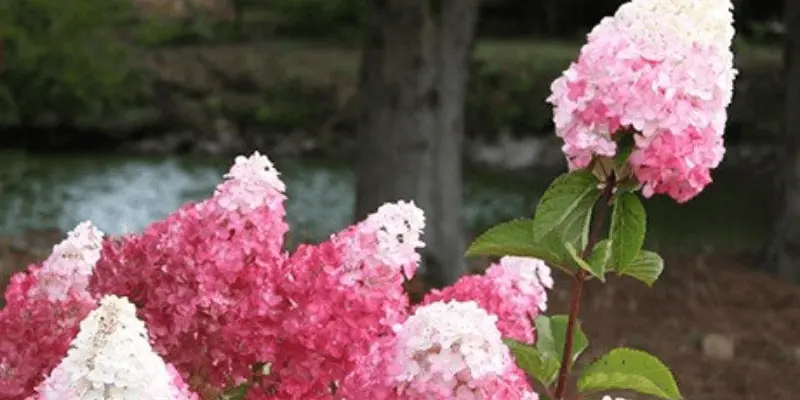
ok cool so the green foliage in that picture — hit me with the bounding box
[254,79,337,132]
[0,0,140,124]
[505,315,588,388]
[614,250,664,287]
[218,382,250,400]
[532,171,599,247]
[586,239,612,278]
[535,315,589,366]
[504,338,561,388]
[137,16,217,47]
[465,219,563,266]
[466,61,555,137]
[578,347,682,399]
[609,192,647,270]
[266,0,366,42]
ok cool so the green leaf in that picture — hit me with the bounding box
[533,171,599,243]
[504,338,561,387]
[219,382,250,400]
[610,192,646,270]
[616,250,664,287]
[577,347,682,399]
[558,192,596,253]
[465,219,562,265]
[535,315,589,365]
[587,239,612,277]
[614,133,636,167]
[565,242,604,281]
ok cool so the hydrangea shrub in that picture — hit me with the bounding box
[0,0,736,398]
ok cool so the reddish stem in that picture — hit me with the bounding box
[552,175,616,400]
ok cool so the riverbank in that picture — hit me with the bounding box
[0,38,784,165]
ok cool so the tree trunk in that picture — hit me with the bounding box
[762,0,800,281]
[355,0,480,288]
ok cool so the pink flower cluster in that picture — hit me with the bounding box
[0,223,103,399]
[90,152,290,389]
[547,0,737,202]
[0,151,553,399]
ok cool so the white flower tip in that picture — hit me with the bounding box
[612,0,735,50]
[499,256,554,289]
[371,200,426,243]
[40,294,182,399]
[365,201,426,274]
[37,221,105,301]
[225,151,286,193]
[399,300,507,380]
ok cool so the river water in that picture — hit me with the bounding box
[0,150,771,252]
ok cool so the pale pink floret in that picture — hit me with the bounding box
[31,221,104,301]
[547,0,737,202]
[422,256,553,344]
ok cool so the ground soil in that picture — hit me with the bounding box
[3,232,798,400]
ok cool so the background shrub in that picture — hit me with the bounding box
[0,0,140,126]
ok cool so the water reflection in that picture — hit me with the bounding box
[0,152,536,243]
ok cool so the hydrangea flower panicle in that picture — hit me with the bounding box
[90,152,290,388]
[34,295,198,400]
[547,0,737,202]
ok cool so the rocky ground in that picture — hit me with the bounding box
[2,230,798,399]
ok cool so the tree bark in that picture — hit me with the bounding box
[355,0,480,288]
[763,0,800,281]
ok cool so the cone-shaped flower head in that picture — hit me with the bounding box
[36,295,198,400]
[548,0,737,202]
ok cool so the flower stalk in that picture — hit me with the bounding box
[553,173,616,400]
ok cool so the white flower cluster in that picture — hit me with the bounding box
[593,0,735,59]
[498,256,554,311]
[216,151,287,212]
[394,300,510,386]
[36,295,180,400]
[36,221,104,301]
[367,200,426,276]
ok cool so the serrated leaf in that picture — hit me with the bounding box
[587,239,612,275]
[610,192,646,270]
[565,242,604,281]
[535,315,589,364]
[617,250,664,286]
[577,347,682,399]
[533,171,599,242]
[465,219,562,265]
[504,338,561,386]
